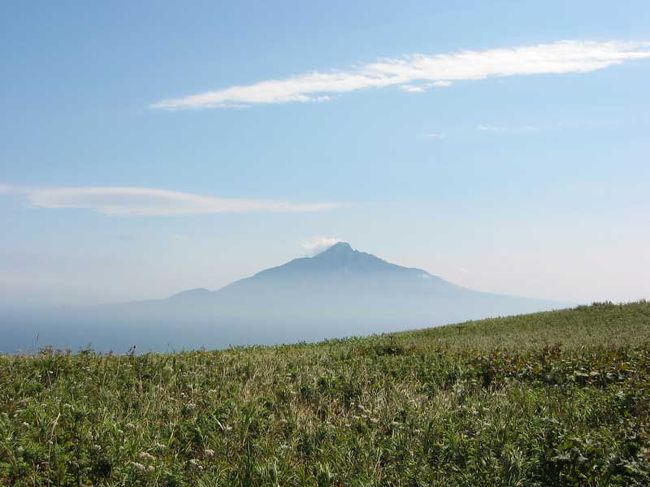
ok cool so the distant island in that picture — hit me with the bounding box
[0,243,566,353]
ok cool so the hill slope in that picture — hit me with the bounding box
[1,301,649,485]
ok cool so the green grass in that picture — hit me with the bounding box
[1,301,649,486]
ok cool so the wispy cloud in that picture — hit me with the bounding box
[151,40,650,110]
[477,124,539,133]
[302,237,342,255]
[423,132,446,140]
[399,81,452,93]
[399,85,426,93]
[0,184,340,216]
[477,119,621,134]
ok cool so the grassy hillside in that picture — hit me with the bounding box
[1,302,649,486]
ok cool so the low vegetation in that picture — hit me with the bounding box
[1,301,649,485]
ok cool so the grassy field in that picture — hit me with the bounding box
[1,302,649,486]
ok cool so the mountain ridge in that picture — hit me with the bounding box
[219,242,451,292]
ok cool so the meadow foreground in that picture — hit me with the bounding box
[1,302,649,485]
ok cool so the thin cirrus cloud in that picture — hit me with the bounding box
[151,40,650,110]
[423,132,446,140]
[477,124,539,133]
[0,184,340,216]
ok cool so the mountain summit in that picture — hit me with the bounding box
[244,242,438,281]
[310,242,421,273]
[320,241,353,253]
[1,244,565,352]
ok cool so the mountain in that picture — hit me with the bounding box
[222,242,449,284]
[0,243,567,352]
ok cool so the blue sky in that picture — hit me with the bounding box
[1,0,649,306]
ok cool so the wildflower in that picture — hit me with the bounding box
[132,462,146,472]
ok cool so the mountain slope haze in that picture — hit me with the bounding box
[0,243,565,352]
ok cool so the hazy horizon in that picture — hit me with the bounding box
[2,1,650,309]
[0,241,569,353]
